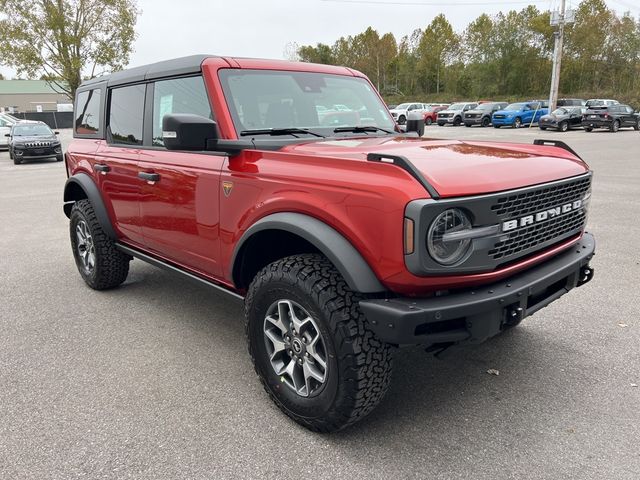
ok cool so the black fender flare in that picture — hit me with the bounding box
[63,173,117,240]
[231,213,386,293]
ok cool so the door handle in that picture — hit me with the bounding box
[138,171,160,183]
[94,163,110,174]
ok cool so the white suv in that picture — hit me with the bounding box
[389,102,427,125]
[0,115,16,149]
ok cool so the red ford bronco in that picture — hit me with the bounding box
[64,55,595,432]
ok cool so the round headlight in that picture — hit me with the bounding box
[427,209,473,266]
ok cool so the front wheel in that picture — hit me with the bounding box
[425,117,432,125]
[493,124,500,129]
[398,115,406,125]
[56,154,63,162]
[559,121,569,132]
[453,116,462,126]
[481,116,491,127]
[245,254,393,432]
[70,199,131,289]
[584,127,593,132]
[634,119,640,131]
[514,117,522,128]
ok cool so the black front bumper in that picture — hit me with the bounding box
[360,233,595,347]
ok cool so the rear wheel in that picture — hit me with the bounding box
[245,254,393,432]
[70,199,130,290]
[610,120,620,132]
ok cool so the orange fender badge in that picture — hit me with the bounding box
[222,181,234,197]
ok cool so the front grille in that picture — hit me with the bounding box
[24,141,52,148]
[438,113,452,118]
[466,113,479,118]
[489,209,586,260]
[488,176,591,260]
[493,114,505,119]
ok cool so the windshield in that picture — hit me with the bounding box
[219,70,395,136]
[552,108,568,115]
[448,103,467,110]
[394,103,411,110]
[12,124,53,136]
[504,104,524,111]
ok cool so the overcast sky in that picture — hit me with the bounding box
[1,0,637,79]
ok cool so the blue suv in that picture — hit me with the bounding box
[492,102,548,128]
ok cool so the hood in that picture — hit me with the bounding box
[439,108,462,114]
[281,136,589,198]
[13,135,58,144]
[540,113,563,121]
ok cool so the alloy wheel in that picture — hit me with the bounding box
[75,219,96,274]
[263,299,328,397]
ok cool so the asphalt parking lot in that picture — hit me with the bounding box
[1,126,639,479]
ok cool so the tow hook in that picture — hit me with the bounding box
[578,266,594,287]
[504,305,525,328]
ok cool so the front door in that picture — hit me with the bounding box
[137,75,224,278]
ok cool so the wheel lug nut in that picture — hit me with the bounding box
[305,352,309,357]
[302,337,307,343]
[288,350,293,356]
[298,358,303,365]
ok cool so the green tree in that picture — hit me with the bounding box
[298,43,336,65]
[416,14,460,94]
[0,0,139,99]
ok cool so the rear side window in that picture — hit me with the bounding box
[152,76,212,147]
[75,89,101,135]
[109,84,145,145]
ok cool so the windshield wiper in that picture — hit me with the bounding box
[240,128,325,138]
[333,125,395,134]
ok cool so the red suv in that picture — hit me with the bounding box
[64,55,596,432]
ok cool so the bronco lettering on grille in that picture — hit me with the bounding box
[502,200,583,232]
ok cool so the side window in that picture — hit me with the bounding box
[75,89,101,134]
[109,84,145,145]
[152,76,212,147]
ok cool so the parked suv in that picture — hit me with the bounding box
[436,102,478,126]
[389,102,427,125]
[582,104,639,132]
[0,115,14,149]
[463,102,508,127]
[423,104,449,125]
[63,55,596,432]
[7,121,62,164]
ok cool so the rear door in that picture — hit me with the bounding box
[94,84,145,246]
[137,75,225,278]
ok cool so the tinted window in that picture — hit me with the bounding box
[75,89,101,134]
[152,76,212,147]
[109,84,145,145]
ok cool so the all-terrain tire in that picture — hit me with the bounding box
[69,199,130,290]
[245,254,393,432]
[481,116,491,127]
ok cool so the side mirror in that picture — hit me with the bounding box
[4,134,9,137]
[162,113,218,151]
[406,112,425,137]
[54,131,60,135]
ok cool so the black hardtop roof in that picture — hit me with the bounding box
[78,54,214,91]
